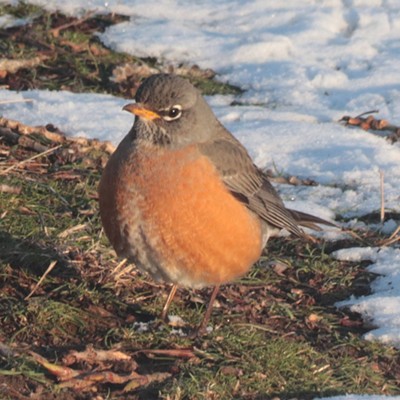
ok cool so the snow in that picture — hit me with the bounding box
[0,13,30,28]
[1,2,400,397]
[335,246,400,347]
[2,90,400,220]
[0,90,130,141]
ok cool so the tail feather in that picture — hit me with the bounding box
[287,209,338,232]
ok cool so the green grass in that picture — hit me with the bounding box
[1,155,399,399]
[0,1,43,18]
[1,2,400,398]
[0,2,241,97]
[164,331,397,398]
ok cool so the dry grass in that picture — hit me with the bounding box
[1,3,400,399]
[1,121,399,399]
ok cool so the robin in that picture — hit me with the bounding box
[99,73,335,333]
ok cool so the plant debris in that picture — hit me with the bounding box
[1,4,400,399]
[29,347,171,392]
[265,168,319,187]
[0,7,240,97]
[2,116,400,398]
[0,55,49,77]
[0,116,115,153]
[340,110,400,143]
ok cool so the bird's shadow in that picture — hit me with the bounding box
[0,230,76,281]
[0,230,154,322]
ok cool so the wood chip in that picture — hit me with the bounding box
[58,223,87,238]
[0,184,21,194]
[0,56,49,75]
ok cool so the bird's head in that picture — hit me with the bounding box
[123,74,218,148]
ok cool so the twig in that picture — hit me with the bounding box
[233,323,279,334]
[341,228,371,245]
[0,56,49,74]
[0,117,115,154]
[63,346,133,365]
[387,225,400,242]
[25,260,58,300]
[0,99,34,105]
[112,259,138,282]
[69,136,115,153]
[379,170,385,224]
[58,223,87,238]
[266,170,318,187]
[355,109,379,118]
[0,145,62,175]
[379,225,400,246]
[49,11,95,37]
[112,258,128,275]
[0,117,66,143]
[339,110,400,143]
[18,135,49,153]
[0,184,21,194]
[134,348,196,359]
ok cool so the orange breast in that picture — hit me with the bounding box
[100,143,263,288]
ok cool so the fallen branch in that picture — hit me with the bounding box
[0,145,62,175]
[267,172,318,187]
[49,11,96,38]
[62,346,133,366]
[0,116,115,154]
[68,136,115,154]
[29,346,171,393]
[0,117,66,143]
[0,125,50,153]
[339,110,400,143]
[58,223,88,239]
[135,348,197,359]
[0,56,49,76]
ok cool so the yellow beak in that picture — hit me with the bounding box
[123,103,160,120]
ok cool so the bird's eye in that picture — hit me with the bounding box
[162,105,182,121]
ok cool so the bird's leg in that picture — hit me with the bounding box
[161,284,178,322]
[197,285,220,335]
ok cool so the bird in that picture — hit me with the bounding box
[99,73,335,334]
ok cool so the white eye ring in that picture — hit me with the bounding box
[162,104,182,121]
